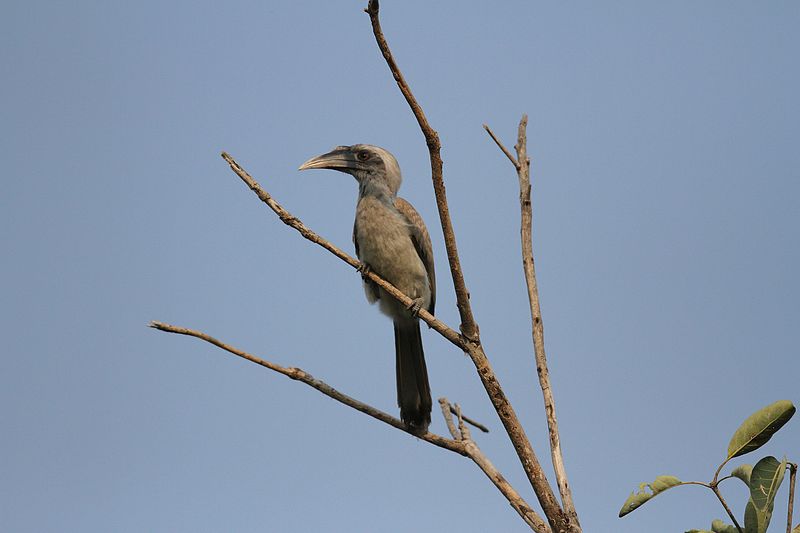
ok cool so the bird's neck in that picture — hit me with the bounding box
[358,176,396,203]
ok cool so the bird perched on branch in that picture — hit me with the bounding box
[299,144,435,431]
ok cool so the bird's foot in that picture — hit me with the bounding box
[356,261,372,278]
[357,261,372,280]
[406,297,424,318]
[405,420,429,435]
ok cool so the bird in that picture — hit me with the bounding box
[299,144,435,431]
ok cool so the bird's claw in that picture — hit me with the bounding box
[357,262,372,279]
[407,298,424,318]
[405,420,428,434]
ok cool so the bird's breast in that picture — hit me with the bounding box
[354,197,430,312]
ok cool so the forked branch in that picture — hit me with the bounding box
[365,0,476,341]
[484,117,578,525]
[438,399,548,532]
[364,3,576,531]
[149,321,464,452]
[365,2,577,531]
[150,319,547,531]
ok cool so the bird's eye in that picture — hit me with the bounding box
[357,151,370,161]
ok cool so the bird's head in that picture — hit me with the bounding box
[298,144,402,195]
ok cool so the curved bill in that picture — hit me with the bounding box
[298,146,357,171]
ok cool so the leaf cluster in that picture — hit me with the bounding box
[619,400,796,533]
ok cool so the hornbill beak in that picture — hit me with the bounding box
[298,146,358,172]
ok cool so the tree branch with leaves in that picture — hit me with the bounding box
[619,400,797,533]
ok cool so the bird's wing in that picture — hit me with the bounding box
[395,197,436,315]
[353,216,380,303]
[352,218,361,259]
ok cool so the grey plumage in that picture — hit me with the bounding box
[299,144,435,431]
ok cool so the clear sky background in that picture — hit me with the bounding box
[2,1,798,532]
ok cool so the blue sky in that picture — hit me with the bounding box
[2,1,798,532]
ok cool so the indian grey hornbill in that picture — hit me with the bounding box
[299,144,435,431]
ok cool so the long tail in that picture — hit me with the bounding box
[394,319,432,431]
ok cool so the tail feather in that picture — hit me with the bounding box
[393,320,432,431]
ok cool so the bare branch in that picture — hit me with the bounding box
[149,320,464,453]
[483,124,519,169]
[220,152,466,352]
[365,0,477,341]
[484,116,580,527]
[467,343,571,530]
[152,321,549,533]
[438,398,460,440]
[450,405,489,433]
[438,397,549,533]
[455,403,470,441]
[788,462,797,533]
[364,4,575,530]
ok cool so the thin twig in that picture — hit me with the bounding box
[439,398,488,434]
[713,457,732,485]
[648,478,742,532]
[484,116,579,527]
[483,124,519,169]
[788,462,797,533]
[364,4,572,530]
[149,321,463,452]
[449,405,489,433]
[711,484,744,533]
[710,456,744,532]
[365,0,477,341]
[438,397,549,532]
[677,481,713,488]
[438,398,460,440]
[455,403,470,441]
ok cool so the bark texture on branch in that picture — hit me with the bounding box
[365,0,477,341]
[150,319,548,531]
[150,321,463,451]
[484,117,580,528]
[439,399,549,532]
[365,2,577,531]
[788,462,797,533]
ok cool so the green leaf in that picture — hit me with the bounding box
[792,524,800,533]
[727,400,795,459]
[730,464,753,485]
[686,520,738,533]
[744,500,758,533]
[749,456,786,510]
[711,519,738,533]
[619,475,682,517]
[743,456,787,533]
